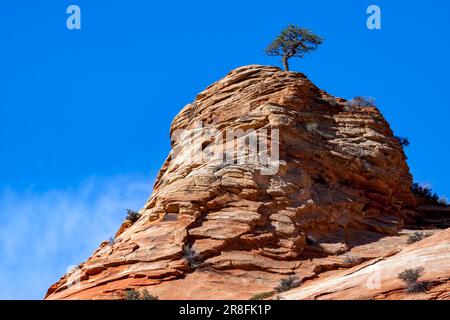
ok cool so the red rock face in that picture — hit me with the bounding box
[46,65,425,300]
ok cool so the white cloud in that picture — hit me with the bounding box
[0,175,153,300]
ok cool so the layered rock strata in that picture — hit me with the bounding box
[46,65,420,300]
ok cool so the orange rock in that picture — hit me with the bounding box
[280,228,450,300]
[46,65,435,300]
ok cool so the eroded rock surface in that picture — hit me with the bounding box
[280,228,450,300]
[46,65,423,300]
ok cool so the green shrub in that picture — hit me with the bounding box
[275,276,300,293]
[343,254,362,265]
[411,183,447,206]
[183,244,200,269]
[411,183,438,202]
[346,96,376,107]
[407,231,432,244]
[265,24,323,71]
[406,281,429,293]
[394,136,410,147]
[398,267,424,283]
[126,209,140,222]
[398,267,429,293]
[141,289,159,300]
[249,291,274,300]
[125,289,158,300]
[125,289,141,300]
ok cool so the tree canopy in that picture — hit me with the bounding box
[265,25,323,71]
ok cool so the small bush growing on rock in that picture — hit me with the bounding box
[125,289,158,300]
[141,289,159,300]
[411,183,443,206]
[346,96,376,107]
[398,267,423,283]
[343,254,362,265]
[407,231,432,244]
[305,122,318,134]
[275,276,300,293]
[249,291,274,300]
[183,244,201,269]
[405,281,429,294]
[126,209,140,222]
[398,267,429,293]
[125,289,141,300]
[394,136,410,147]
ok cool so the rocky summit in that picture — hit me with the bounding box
[45,65,449,300]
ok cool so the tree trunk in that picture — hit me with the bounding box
[282,55,289,71]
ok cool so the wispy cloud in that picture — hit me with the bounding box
[0,175,153,300]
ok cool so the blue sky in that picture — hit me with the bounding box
[0,0,449,299]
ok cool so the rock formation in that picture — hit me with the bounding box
[45,65,448,300]
[279,228,450,300]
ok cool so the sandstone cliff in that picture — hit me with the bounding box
[45,65,448,300]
